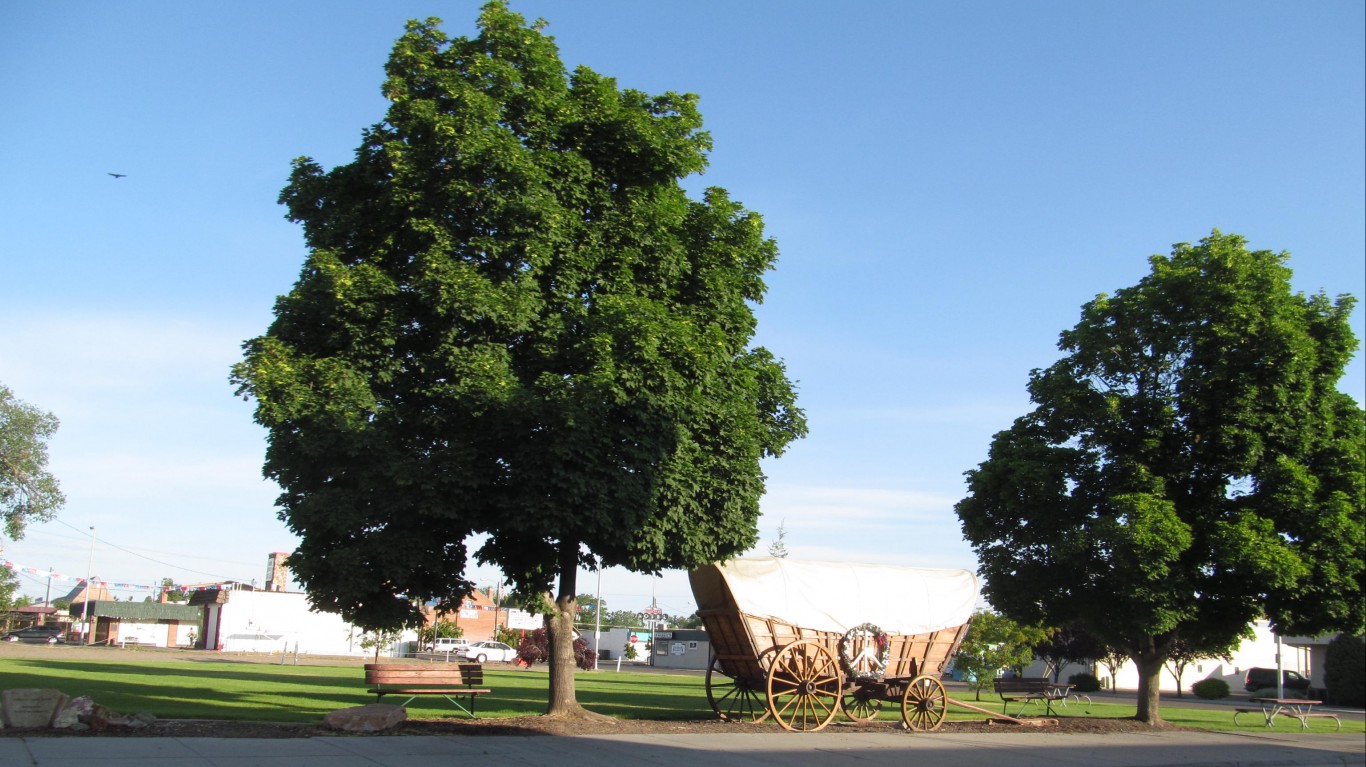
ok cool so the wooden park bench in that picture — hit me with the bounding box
[993,677,1062,716]
[365,663,492,718]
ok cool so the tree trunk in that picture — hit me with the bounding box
[1132,647,1166,724]
[545,541,593,718]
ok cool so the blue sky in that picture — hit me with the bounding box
[2,1,1362,617]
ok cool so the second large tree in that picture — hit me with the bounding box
[233,4,805,716]
[955,231,1363,724]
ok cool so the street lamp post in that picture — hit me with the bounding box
[594,563,603,671]
[82,526,95,645]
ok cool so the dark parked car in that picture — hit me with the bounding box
[1244,667,1310,693]
[3,625,65,644]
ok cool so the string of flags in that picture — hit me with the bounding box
[1,559,225,593]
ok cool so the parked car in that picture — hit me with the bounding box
[430,638,470,654]
[464,640,518,663]
[1244,667,1311,693]
[3,625,65,644]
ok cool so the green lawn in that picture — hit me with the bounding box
[0,655,1358,734]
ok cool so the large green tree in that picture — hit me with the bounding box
[231,3,805,718]
[0,382,65,543]
[956,231,1363,724]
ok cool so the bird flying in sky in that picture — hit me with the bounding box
[107,173,126,179]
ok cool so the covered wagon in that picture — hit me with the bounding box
[689,557,979,731]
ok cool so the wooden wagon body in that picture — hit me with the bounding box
[690,557,978,731]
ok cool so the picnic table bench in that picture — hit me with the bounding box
[365,663,492,718]
[992,677,1088,716]
[1233,697,1341,731]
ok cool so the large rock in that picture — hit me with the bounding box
[52,696,95,730]
[2,688,69,729]
[324,704,407,733]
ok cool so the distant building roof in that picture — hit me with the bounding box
[74,601,202,621]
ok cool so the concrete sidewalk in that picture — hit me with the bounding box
[2,729,1362,767]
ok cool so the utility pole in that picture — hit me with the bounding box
[594,563,603,671]
[82,527,96,645]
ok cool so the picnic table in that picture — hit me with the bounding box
[1234,697,1341,731]
[992,678,1089,716]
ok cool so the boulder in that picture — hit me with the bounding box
[52,696,95,730]
[1,688,69,729]
[323,704,407,733]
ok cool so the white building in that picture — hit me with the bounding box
[191,588,414,657]
[1030,620,1325,693]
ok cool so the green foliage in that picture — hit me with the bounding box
[160,578,188,604]
[494,625,522,647]
[0,565,20,611]
[231,2,805,641]
[601,610,641,628]
[953,610,1050,699]
[357,628,402,661]
[1324,633,1365,706]
[0,383,65,540]
[623,639,639,660]
[1191,678,1230,700]
[956,231,1364,722]
[1067,672,1101,693]
[418,619,464,647]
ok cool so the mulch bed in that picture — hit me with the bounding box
[4,715,1176,739]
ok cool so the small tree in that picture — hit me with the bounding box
[953,610,1049,700]
[1,383,65,542]
[623,639,639,661]
[1163,635,1235,697]
[0,566,20,611]
[1096,646,1128,688]
[1033,623,1104,682]
[418,619,464,648]
[358,628,402,662]
[768,521,790,558]
[160,578,188,604]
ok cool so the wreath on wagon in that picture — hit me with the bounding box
[838,622,891,682]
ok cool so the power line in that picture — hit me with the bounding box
[47,516,249,582]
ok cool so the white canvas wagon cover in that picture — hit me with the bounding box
[690,557,979,636]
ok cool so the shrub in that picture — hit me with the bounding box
[516,629,595,670]
[1324,634,1365,707]
[1067,672,1100,693]
[1191,678,1230,699]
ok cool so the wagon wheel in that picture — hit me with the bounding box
[767,640,842,732]
[841,685,883,723]
[706,655,770,722]
[900,674,947,732]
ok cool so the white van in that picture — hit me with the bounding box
[431,638,470,654]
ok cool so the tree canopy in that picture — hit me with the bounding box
[0,382,65,542]
[955,231,1364,723]
[231,2,805,716]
